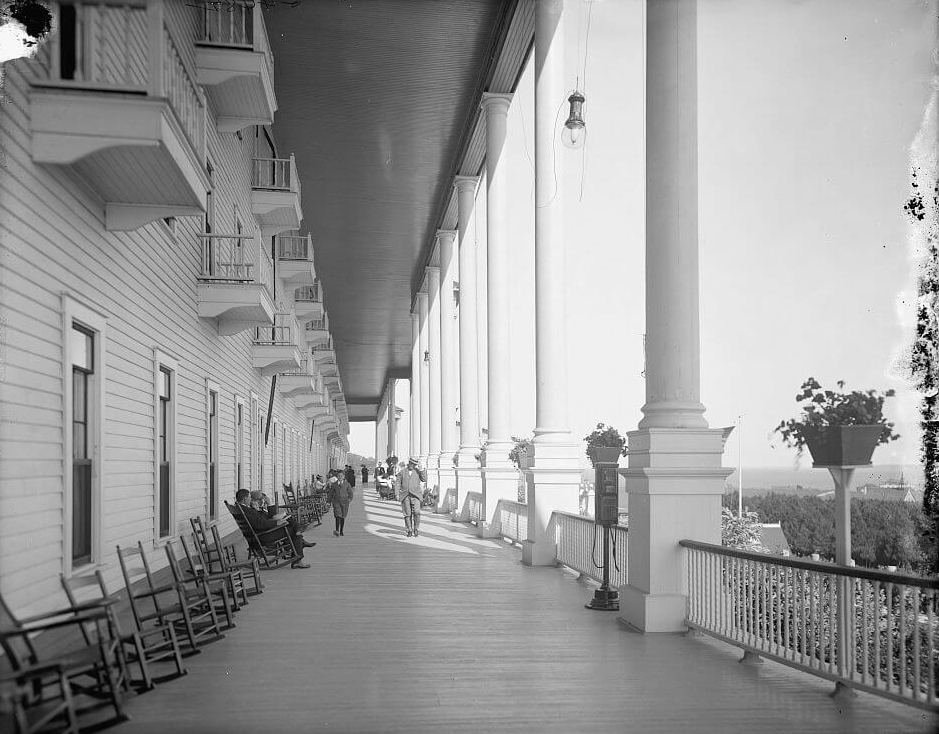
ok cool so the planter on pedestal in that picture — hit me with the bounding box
[588,446,623,465]
[804,425,884,467]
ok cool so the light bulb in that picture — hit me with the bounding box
[561,90,587,150]
[561,123,586,150]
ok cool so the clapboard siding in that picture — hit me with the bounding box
[0,0,339,617]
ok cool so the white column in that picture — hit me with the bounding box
[426,266,442,492]
[410,309,420,462]
[619,0,731,633]
[524,0,582,566]
[453,175,482,520]
[478,91,517,536]
[418,291,430,468]
[436,229,459,512]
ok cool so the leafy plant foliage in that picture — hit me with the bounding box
[583,422,627,457]
[772,377,899,453]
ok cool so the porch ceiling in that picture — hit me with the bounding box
[265,0,515,415]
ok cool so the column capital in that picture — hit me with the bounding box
[410,308,419,321]
[453,175,480,194]
[417,290,429,306]
[435,229,458,243]
[480,92,513,113]
[425,265,440,278]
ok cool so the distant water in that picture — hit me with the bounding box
[723,464,925,491]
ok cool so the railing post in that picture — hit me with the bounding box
[146,0,164,97]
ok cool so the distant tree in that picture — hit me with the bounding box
[721,507,763,550]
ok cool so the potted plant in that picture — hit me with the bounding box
[773,377,899,466]
[583,423,627,465]
[508,436,533,469]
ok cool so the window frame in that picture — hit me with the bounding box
[62,295,107,576]
[207,380,220,520]
[153,349,179,544]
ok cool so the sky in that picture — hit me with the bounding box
[348,0,936,470]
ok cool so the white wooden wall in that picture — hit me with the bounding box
[0,0,335,615]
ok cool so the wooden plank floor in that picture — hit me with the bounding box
[101,486,936,734]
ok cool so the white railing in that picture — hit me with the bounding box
[162,24,206,158]
[306,318,327,332]
[296,284,321,302]
[48,1,149,90]
[198,234,274,301]
[253,155,300,196]
[681,540,939,711]
[553,511,628,588]
[254,313,297,345]
[196,0,253,46]
[467,492,483,524]
[278,234,312,261]
[495,500,527,544]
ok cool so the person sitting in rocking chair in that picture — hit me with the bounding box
[235,489,315,569]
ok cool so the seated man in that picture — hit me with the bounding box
[235,489,314,569]
[249,490,305,536]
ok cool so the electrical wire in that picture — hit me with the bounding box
[591,520,603,570]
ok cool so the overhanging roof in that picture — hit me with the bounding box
[265,0,527,414]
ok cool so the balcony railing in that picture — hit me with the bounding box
[306,318,327,332]
[296,284,321,303]
[198,234,274,299]
[467,492,483,524]
[680,540,939,711]
[553,511,628,587]
[494,500,528,545]
[162,24,205,158]
[254,314,298,345]
[253,155,300,196]
[278,234,313,261]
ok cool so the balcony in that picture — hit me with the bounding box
[277,234,316,286]
[252,314,302,376]
[197,235,275,335]
[194,0,277,133]
[303,313,329,343]
[252,155,302,236]
[277,355,316,398]
[28,1,209,231]
[295,285,324,320]
[312,336,336,365]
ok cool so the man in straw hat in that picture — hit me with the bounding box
[396,457,426,537]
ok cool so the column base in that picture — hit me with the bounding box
[425,453,440,495]
[522,452,582,566]
[616,584,686,632]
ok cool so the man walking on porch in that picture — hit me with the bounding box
[396,457,426,537]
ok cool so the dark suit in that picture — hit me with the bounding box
[238,502,304,559]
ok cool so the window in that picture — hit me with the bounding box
[154,352,178,540]
[205,160,215,235]
[250,394,259,490]
[63,296,106,574]
[207,382,219,520]
[71,325,93,567]
[272,420,279,492]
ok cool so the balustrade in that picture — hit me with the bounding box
[553,511,628,588]
[494,500,528,545]
[278,234,312,261]
[466,492,483,524]
[162,24,206,157]
[198,234,274,301]
[254,314,298,345]
[681,540,938,711]
[296,283,321,302]
[253,155,300,195]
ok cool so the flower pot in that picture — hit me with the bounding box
[804,425,884,467]
[518,453,533,470]
[589,446,622,465]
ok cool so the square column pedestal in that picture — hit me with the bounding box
[436,456,457,514]
[425,455,440,500]
[521,442,582,567]
[618,428,733,633]
[452,449,483,521]
[478,442,518,538]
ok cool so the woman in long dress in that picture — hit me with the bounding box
[326,470,353,536]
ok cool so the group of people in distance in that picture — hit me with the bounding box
[233,457,430,567]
